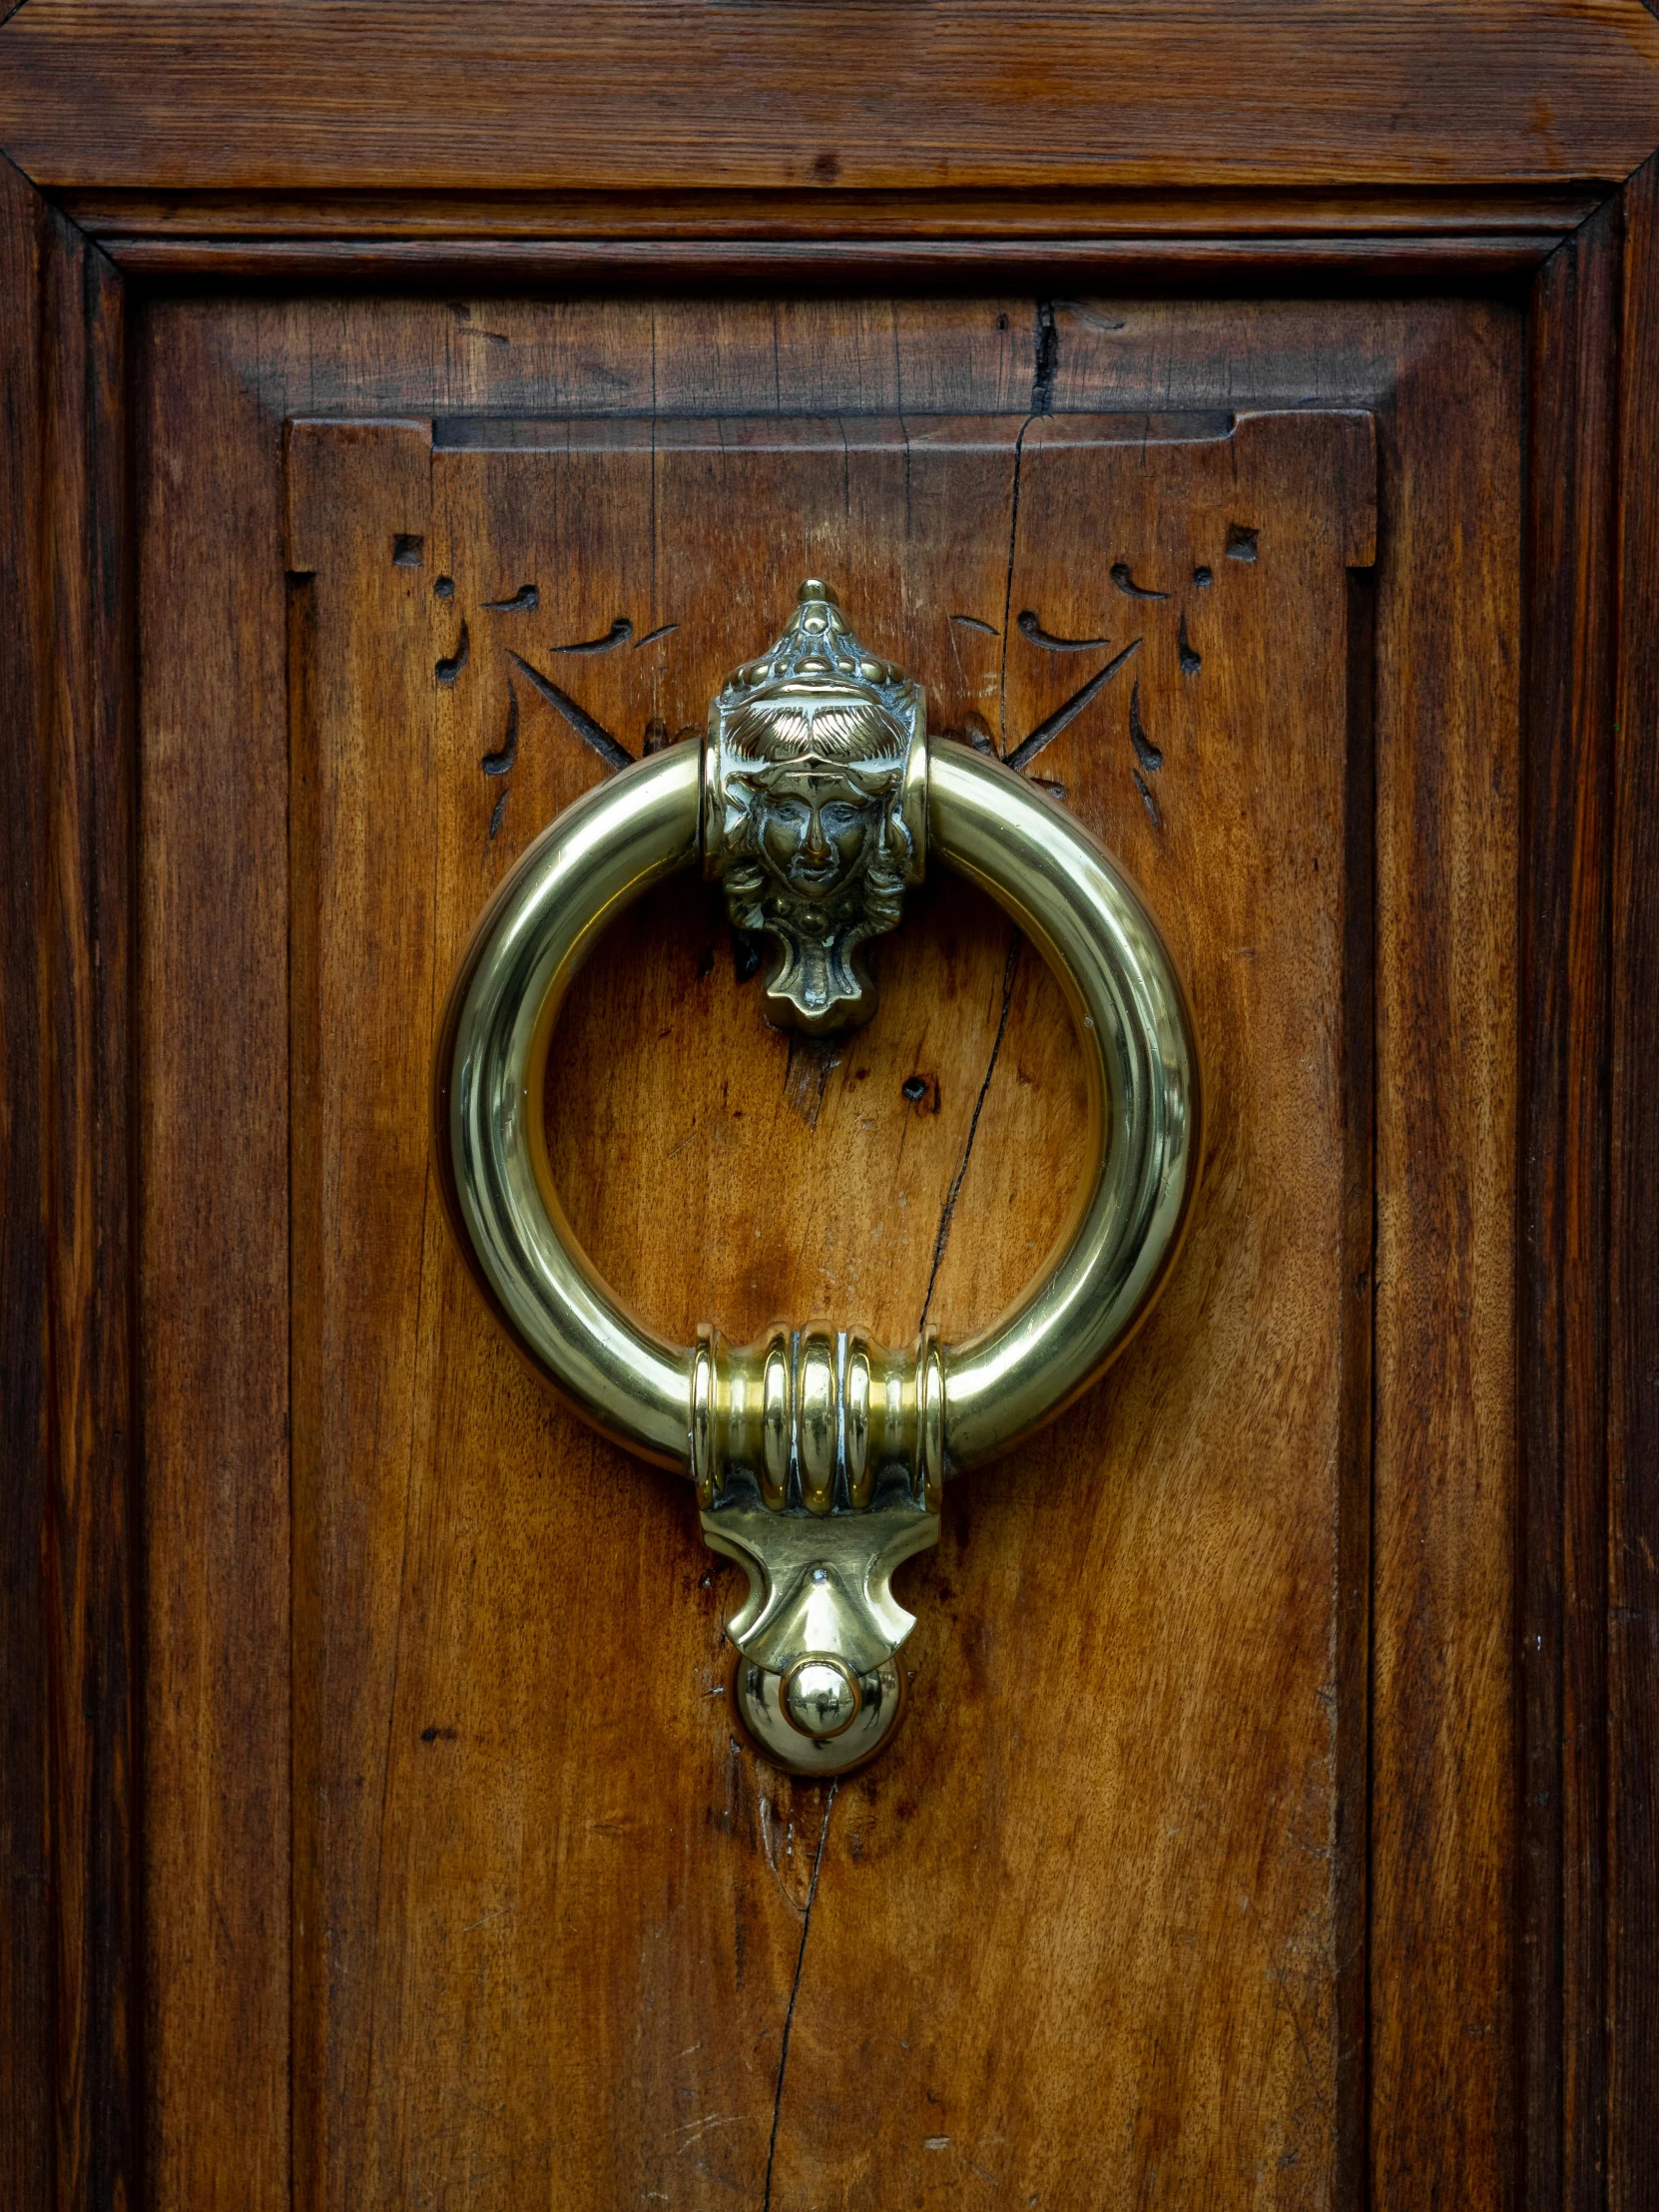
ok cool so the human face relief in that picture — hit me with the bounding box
[754,767,882,904]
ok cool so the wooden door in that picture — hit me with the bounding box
[4,11,1659,2210]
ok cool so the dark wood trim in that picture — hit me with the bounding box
[68,179,1607,287]
[1,0,1657,197]
[0,148,56,2212]
[58,184,1606,244]
[0,162,140,2211]
[1609,148,1659,2212]
[94,234,1568,285]
[1520,190,1622,2212]
[1337,560,1378,2212]
[43,208,139,2212]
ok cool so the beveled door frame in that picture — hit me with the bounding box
[2,57,1656,2209]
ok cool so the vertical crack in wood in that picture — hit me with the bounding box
[761,1779,839,2211]
[996,423,1032,755]
[1030,299,1059,416]
[918,929,1022,1335]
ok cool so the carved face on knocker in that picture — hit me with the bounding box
[705,580,927,1033]
[754,768,881,903]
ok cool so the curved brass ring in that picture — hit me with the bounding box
[434,737,1200,1482]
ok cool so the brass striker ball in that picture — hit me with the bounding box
[781,1654,862,1740]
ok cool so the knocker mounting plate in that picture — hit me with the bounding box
[703,579,926,1034]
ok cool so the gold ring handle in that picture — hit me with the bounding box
[434,743,702,1469]
[434,584,1200,1774]
[927,744,1198,1464]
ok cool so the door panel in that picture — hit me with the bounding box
[267,401,1374,2203]
[137,296,1518,2207]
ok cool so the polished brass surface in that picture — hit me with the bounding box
[436,597,1200,1776]
[692,1323,942,1513]
[703,580,925,1034]
[783,1657,861,1739]
[927,744,1201,1466]
[734,1652,905,1779]
[702,1472,936,1673]
[433,743,701,1469]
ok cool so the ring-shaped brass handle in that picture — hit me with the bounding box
[435,738,1198,1472]
[435,587,1200,1775]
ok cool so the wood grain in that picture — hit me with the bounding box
[279,407,1373,2205]
[134,289,1046,2212]
[0,1,1657,196]
[132,290,1530,2202]
[0,170,139,2212]
[136,300,294,2209]
[285,419,442,2212]
[773,410,1377,2210]
[1041,293,1525,2204]
[94,235,1568,283]
[0,11,1651,2191]
[39,208,138,2212]
[65,181,1602,284]
[1365,304,1522,2205]
[1610,149,1659,2212]
[1521,199,1621,2212]
[60,184,1602,245]
[0,147,55,2212]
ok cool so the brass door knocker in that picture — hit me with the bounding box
[434,581,1201,1775]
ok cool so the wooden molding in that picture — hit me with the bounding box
[1520,188,1622,2211]
[95,232,1576,282]
[58,184,1606,243]
[1609,147,1659,2212]
[1,1,1657,196]
[0,166,139,2210]
[0,151,55,2212]
[77,181,1604,283]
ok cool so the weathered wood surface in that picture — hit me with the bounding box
[1366,302,1524,2199]
[1520,195,1621,2209]
[38,211,137,2212]
[135,302,296,2212]
[0,144,54,2212]
[1609,149,1659,2212]
[281,404,1371,2206]
[2,0,1658,196]
[137,295,1522,2205]
[0,0,1645,2190]
[0,172,139,2210]
[63,184,1605,245]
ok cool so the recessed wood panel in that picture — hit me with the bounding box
[132,290,1525,2211]
[279,405,1372,2204]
